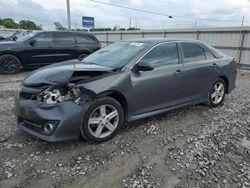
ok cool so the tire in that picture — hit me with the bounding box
[0,54,22,74]
[77,53,88,61]
[81,97,124,143]
[206,78,226,107]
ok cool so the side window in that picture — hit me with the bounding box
[141,43,179,68]
[75,34,95,43]
[181,43,206,63]
[204,48,216,60]
[54,33,75,44]
[33,33,53,45]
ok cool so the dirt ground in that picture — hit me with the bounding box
[0,69,250,188]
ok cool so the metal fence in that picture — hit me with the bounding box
[1,27,249,66]
[92,27,250,66]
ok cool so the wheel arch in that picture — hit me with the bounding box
[218,75,229,93]
[96,90,128,120]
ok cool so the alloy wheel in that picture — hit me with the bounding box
[0,55,20,74]
[87,104,119,138]
[211,81,225,104]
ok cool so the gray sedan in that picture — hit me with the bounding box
[15,38,237,142]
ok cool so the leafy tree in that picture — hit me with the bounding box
[118,28,126,31]
[19,20,42,30]
[1,18,18,29]
[127,27,140,31]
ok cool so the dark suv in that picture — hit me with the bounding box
[0,31,101,74]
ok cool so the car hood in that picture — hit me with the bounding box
[23,59,116,86]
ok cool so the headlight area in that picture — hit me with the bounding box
[37,84,93,105]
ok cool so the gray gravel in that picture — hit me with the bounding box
[0,70,250,188]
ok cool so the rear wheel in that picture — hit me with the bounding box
[81,97,124,143]
[0,54,21,74]
[206,78,226,107]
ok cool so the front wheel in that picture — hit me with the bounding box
[0,54,22,74]
[81,97,124,143]
[206,78,226,107]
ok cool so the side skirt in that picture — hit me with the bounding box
[127,98,206,122]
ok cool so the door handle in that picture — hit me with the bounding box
[174,69,182,75]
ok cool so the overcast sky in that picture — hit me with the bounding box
[0,0,250,30]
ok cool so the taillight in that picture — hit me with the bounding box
[232,58,238,64]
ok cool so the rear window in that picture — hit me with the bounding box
[75,34,95,43]
[181,42,205,63]
[54,32,75,44]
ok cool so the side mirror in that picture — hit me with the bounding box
[134,61,154,72]
[29,39,36,46]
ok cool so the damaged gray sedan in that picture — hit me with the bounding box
[15,39,237,142]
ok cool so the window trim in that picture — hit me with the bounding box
[180,42,207,64]
[29,32,54,45]
[74,34,95,44]
[53,32,76,44]
[131,42,180,70]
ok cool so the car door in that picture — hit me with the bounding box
[75,33,99,53]
[52,32,78,62]
[180,42,220,102]
[129,42,184,115]
[20,32,55,66]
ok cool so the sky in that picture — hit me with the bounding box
[0,0,250,30]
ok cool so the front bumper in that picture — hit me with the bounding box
[15,97,90,142]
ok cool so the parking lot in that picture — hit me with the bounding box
[0,69,249,188]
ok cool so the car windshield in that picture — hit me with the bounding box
[16,32,36,42]
[82,41,147,68]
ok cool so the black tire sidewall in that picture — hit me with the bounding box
[80,97,124,143]
[0,54,21,74]
[208,78,226,107]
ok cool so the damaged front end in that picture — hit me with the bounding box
[37,84,92,105]
[16,63,119,141]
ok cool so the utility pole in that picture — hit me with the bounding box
[66,0,71,30]
[129,18,131,28]
[194,19,197,29]
[241,16,245,28]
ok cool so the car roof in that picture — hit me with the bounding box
[34,31,95,36]
[124,38,201,44]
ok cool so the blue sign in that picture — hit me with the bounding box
[82,16,94,28]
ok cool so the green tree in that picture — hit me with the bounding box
[19,20,42,30]
[1,18,19,29]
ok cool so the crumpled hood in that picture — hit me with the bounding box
[23,59,115,86]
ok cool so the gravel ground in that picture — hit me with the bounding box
[0,69,250,188]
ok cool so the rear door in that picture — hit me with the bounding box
[180,42,220,102]
[75,33,99,53]
[52,32,78,62]
[130,42,184,115]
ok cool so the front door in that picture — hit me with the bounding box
[129,42,184,115]
[20,32,55,66]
